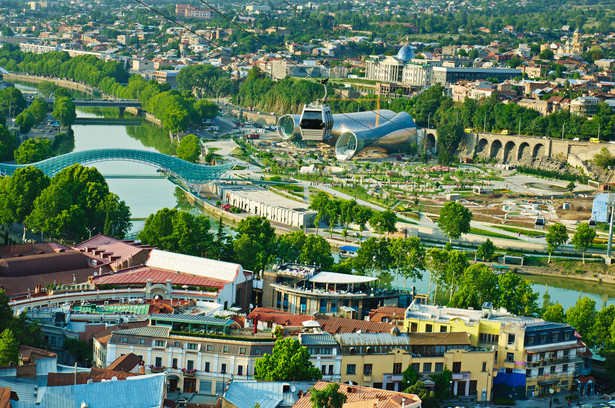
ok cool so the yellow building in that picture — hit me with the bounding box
[403,303,586,398]
[335,331,494,402]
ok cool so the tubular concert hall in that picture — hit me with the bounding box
[276,110,417,161]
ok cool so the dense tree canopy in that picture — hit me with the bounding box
[176,134,201,163]
[14,138,52,164]
[0,124,16,161]
[438,201,472,241]
[254,337,322,381]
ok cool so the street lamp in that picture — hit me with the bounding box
[549,388,555,408]
[449,380,453,404]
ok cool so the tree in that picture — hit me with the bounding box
[339,199,358,241]
[450,264,500,310]
[354,206,373,238]
[401,363,421,390]
[0,166,50,240]
[391,237,425,290]
[543,303,566,323]
[233,216,277,272]
[497,272,540,317]
[438,202,472,242]
[176,134,201,163]
[546,222,568,263]
[476,238,495,261]
[15,110,35,134]
[566,181,576,192]
[0,87,27,118]
[436,121,463,165]
[566,297,597,348]
[571,223,596,263]
[353,237,392,276]
[404,381,438,408]
[539,49,554,60]
[194,99,219,121]
[64,337,93,367]
[593,305,615,355]
[325,200,339,238]
[309,192,329,235]
[254,337,322,381]
[52,96,77,128]
[14,138,52,164]
[309,383,347,408]
[594,148,615,168]
[139,208,213,256]
[39,81,58,99]
[0,329,19,367]
[0,124,16,161]
[369,210,397,236]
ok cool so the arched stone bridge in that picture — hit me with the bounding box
[476,134,552,161]
[0,149,235,187]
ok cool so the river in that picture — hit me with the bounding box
[13,82,615,311]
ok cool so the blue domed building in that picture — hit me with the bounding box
[396,45,415,62]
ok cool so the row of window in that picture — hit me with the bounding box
[153,357,247,376]
[526,349,571,362]
[344,361,466,376]
[526,331,573,345]
[408,322,448,333]
[526,364,570,377]
[307,347,334,355]
[127,338,258,356]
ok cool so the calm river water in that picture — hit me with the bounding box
[14,83,615,311]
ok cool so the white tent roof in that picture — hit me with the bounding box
[146,249,242,283]
[308,271,377,284]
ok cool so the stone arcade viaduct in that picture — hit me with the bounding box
[424,129,606,165]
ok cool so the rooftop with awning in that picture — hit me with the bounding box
[308,271,378,284]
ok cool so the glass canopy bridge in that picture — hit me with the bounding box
[0,148,235,192]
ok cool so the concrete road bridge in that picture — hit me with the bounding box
[0,149,235,192]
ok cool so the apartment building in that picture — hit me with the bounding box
[335,332,494,401]
[403,303,587,398]
[94,314,276,395]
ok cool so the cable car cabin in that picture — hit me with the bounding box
[299,103,333,141]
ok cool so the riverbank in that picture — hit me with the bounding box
[518,262,615,285]
[4,73,98,96]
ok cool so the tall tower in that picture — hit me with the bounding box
[572,28,583,55]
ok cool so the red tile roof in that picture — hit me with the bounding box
[293,381,421,408]
[92,266,227,289]
[368,307,407,324]
[73,234,151,263]
[248,308,313,326]
[0,388,11,408]
[0,251,94,297]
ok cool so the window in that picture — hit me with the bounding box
[206,344,212,351]
[565,332,571,340]
[174,342,180,347]
[122,337,127,344]
[187,360,194,370]
[452,362,461,374]
[240,347,246,355]
[506,353,514,362]
[553,333,559,342]
[528,336,534,345]
[347,364,356,375]
[139,339,145,345]
[172,358,178,369]
[411,322,418,332]
[254,348,261,356]
[482,362,487,372]
[540,335,546,343]
[328,365,333,375]
[550,366,556,374]
[435,363,444,373]
[393,363,402,375]
[187,343,198,350]
[155,357,163,367]
[411,363,420,372]
[508,334,515,345]
[423,363,432,373]
[440,325,447,333]
[204,362,210,372]
[563,364,568,372]
[478,333,499,345]
[563,349,569,356]
[538,367,544,376]
[221,363,227,374]
[322,365,327,375]
[238,365,243,376]
[223,346,229,353]
[364,364,372,376]
[425,324,433,333]
[154,340,165,347]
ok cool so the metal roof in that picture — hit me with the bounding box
[92,266,226,289]
[224,381,315,408]
[12,373,166,408]
[299,333,337,346]
[309,271,377,284]
[334,333,410,347]
[146,250,242,283]
[149,313,232,326]
[113,326,171,338]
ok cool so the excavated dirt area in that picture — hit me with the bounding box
[554,197,593,221]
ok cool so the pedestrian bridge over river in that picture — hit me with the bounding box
[0,149,234,188]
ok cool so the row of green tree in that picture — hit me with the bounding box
[309,192,397,238]
[0,164,131,242]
